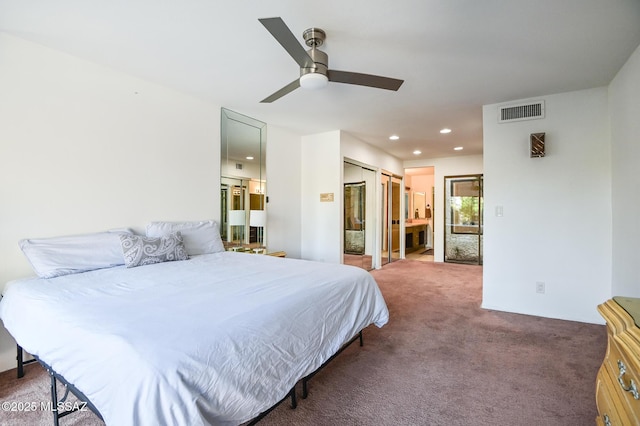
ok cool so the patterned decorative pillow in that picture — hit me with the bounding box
[120,232,188,268]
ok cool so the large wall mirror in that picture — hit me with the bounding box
[220,108,267,250]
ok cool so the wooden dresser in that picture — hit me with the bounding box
[596,297,640,425]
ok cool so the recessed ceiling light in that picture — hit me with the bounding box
[389,135,400,140]
[440,128,452,134]
[246,156,254,160]
[454,147,463,151]
[413,150,421,155]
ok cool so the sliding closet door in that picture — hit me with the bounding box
[381,173,402,266]
[390,176,402,262]
[344,181,365,254]
[381,174,390,266]
[344,161,375,271]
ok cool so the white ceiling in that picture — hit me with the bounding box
[1,0,639,161]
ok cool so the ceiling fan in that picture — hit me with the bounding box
[258,17,404,103]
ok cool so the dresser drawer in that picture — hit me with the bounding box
[596,366,624,425]
[603,336,640,424]
[597,299,640,425]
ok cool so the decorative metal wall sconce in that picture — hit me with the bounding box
[530,132,545,158]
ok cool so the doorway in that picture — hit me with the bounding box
[404,167,435,262]
[444,174,483,265]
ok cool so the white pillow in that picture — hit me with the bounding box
[145,220,225,255]
[19,229,133,279]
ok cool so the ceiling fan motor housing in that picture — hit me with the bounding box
[303,27,325,47]
[301,27,328,77]
[301,48,328,77]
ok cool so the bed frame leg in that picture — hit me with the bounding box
[16,344,37,379]
[36,357,103,424]
[289,386,297,409]
[49,371,60,426]
[16,345,24,379]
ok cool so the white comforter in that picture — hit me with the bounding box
[0,252,389,425]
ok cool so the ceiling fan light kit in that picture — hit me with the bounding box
[259,17,404,103]
[300,72,328,89]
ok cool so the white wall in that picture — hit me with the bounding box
[341,132,404,177]
[0,34,224,370]
[609,43,640,297]
[405,155,483,262]
[300,131,342,262]
[482,88,612,324]
[265,125,302,258]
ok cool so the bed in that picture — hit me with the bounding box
[0,224,389,425]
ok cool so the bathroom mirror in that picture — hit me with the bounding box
[220,108,267,249]
[413,192,426,219]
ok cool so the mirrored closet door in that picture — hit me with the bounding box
[381,173,402,266]
[343,161,376,271]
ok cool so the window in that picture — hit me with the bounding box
[449,179,482,234]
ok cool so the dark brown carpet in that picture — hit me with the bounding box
[0,260,607,425]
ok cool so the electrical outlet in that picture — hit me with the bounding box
[536,282,545,294]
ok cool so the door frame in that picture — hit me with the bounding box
[443,174,483,265]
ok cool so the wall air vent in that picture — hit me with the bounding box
[498,100,545,123]
[235,163,243,170]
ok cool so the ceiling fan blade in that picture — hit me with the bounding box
[260,79,301,103]
[259,17,314,69]
[328,70,404,91]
